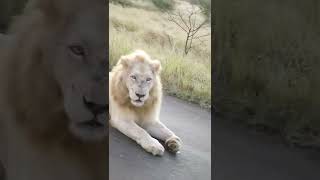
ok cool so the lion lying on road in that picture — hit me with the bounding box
[109,50,182,156]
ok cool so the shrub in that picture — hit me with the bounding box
[110,17,139,32]
[198,0,211,20]
[110,0,133,7]
[151,0,175,11]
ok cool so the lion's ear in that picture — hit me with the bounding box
[118,55,130,68]
[28,0,59,20]
[151,60,162,74]
[28,0,70,23]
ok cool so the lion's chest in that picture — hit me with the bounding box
[131,107,157,125]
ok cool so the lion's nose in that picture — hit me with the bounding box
[135,93,145,98]
[83,97,107,115]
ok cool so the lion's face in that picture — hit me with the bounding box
[43,0,108,141]
[126,62,155,107]
[119,50,161,107]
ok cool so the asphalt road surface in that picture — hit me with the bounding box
[109,96,212,180]
[213,117,320,180]
[109,96,320,180]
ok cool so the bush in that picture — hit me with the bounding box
[151,0,175,11]
[185,0,211,20]
[110,17,139,32]
[110,0,133,7]
[198,0,211,20]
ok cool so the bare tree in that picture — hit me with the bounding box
[167,5,210,55]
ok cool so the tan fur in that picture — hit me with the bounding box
[0,0,107,179]
[110,58,162,113]
[109,50,181,156]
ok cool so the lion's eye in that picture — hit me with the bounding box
[130,75,137,80]
[146,77,152,82]
[69,45,85,57]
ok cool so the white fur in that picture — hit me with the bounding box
[109,50,182,156]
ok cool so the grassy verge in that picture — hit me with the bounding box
[109,2,211,108]
[215,0,320,148]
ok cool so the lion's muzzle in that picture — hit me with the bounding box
[83,96,107,115]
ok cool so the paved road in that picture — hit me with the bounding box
[109,96,320,180]
[109,96,212,180]
[213,116,320,180]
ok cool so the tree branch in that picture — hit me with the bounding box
[166,4,211,55]
[168,16,188,33]
[177,11,189,29]
[194,33,211,39]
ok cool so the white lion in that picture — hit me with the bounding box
[109,50,182,156]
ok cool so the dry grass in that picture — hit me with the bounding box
[109,2,211,108]
[215,0,320,147]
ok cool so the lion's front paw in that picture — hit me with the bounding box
[140,137,164,156]
[165,136,182,153]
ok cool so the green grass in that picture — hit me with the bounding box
[161,55,211,107]
[109,3,211,108]
[215,0,320,147]
[110,0,176,11]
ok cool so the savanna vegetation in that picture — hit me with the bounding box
[109,0,212,108]
[214,0,320,148]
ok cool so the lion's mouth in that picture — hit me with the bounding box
[131,98,145,107]
[71,113,108,141]
[79,117,104,128]
[66,94,108,141]
[78,97,107,129]
[82,96,107,115]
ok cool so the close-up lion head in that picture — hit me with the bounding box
[110,50,162,108]
[3,0,108,142]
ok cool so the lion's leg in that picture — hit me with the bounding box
[110,119,164,156]
[143,121,182,153]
